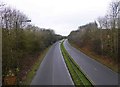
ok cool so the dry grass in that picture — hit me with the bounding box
[70,43,118,73]
[22,46,51,85]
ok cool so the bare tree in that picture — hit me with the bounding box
[109,1,120,61]
[1,6,29,30]
[109,1,120,29]
[0,2,5,28]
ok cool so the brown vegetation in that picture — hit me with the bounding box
[0,6,63,85]
[68,1,120,73]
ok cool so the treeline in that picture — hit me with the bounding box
[68,1,119,64]
[0,6,63,82]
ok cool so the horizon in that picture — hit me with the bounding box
[1,0,112,36]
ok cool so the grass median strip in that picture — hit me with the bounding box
[60,41,93,87]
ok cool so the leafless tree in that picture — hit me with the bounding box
[109,1,120,29]
[109,1,120,61]
[1,6,29,30]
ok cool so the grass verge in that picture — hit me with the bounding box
[23,46,51,85]
[60,41,93,87]
[69,42,118,73]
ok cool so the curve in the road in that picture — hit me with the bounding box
[31,41,74,85]
[64,39,118,85]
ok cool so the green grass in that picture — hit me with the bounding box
[23,47,51,85]
[60,41,93,87]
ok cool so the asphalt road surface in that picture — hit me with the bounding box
[64,39,119,85]
[31,41,74,85]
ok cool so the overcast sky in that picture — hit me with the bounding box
[2,0,112,36]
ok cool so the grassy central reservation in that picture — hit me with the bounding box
[60,40,93,87]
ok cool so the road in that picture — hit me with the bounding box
[31,41,74,85]
[64,39,119,85]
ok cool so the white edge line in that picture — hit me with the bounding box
[59,42,74,85]
[64,40,96,86]
[67,40,118,74]
[66,39,119,85]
